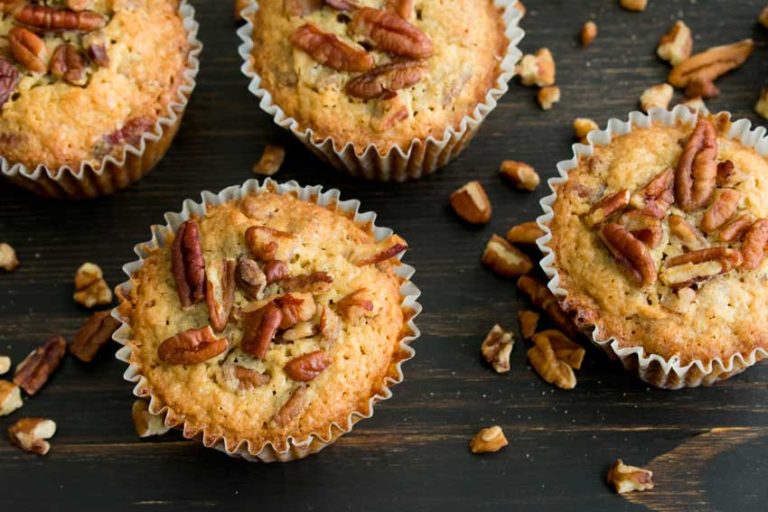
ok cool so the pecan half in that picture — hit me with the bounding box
[241,303,282,359]
[171,220,206,308]
[337,289,375,321]
[660,247,742,287]
[50,43,86,85]
[701,189,740,233]
[157,326,228,365]
[741,219,768,270]
[601,223,657,286]
[355,235,408,266]
[69,311,120,363]
[348,7,433,59]
[275,293,317,329]
[517,275,579,340]
[14,5,106,32]
[668,39,754,93]
[291,23,374,72]
[236,257,266,299]
[620,210,663,248]
[629,168,674,218]
[346,61,424,100]
[205,258,236,332]
[607,460,655,494]
[668,214,707,250]
[8,418,56,456]
[284,350,332,381]
[584,189,630,228]
[0,58,19,107]
[469,425,508,454]
[279,271,333,293]
[245,225,297,262]
[274,385,307,426]
[264,259,290,284]
[719,213,753,242]
[9,27,47,74]
[480,325,514,374]
[233,366,270,389]
[675,119,717,211]
[13,336,67,396]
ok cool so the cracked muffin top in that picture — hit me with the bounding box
[546,115,768,365]
[119,189,412,452]
[0,0,190,171]
[248,0,508,153]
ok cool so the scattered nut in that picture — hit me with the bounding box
[629,168,674,218]
[580,21,597,47]
[14,336,67,396]
[639,83,673,112]
[449,181,492,224]
[346,61,425,100]
[276,293,317,329]
[532,330,585,370]
[517,48,555,87]
[518,310,539,339]
[0,380,22,416]
[482,235,533,278]
[73,262,112,308]
[69,310,121,363]
[760,6,768,28]
[573,118,599,142]
[607,460,655,494]
[233,365,271,389]
[668,39,754,99]
[0,243,19,271]
[657,21,692,66]
[8,418,56,455]
[517,275,580,340]
[0,356,10,375]
[500,160,540,191]
[620,0,647,12]
[537,85,560,110]
[252,144,286,176]
[481,324,514,374]
[755,87,768,120]
[132,400,171,438]
[527,340,576,390]
[469,425,508,454]
[506,222,544,244]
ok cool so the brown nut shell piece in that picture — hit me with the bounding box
[291,23,374,72]
[13,336,67,396]
[157,326,228,365]
[348,7,433,59]
[284,350,332,382]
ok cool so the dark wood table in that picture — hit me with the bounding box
[2,1,767,510]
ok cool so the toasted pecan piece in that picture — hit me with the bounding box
[291,23,374,72]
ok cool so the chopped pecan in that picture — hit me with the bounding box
[685,77,720,99]
[500,160,540,191]
[601,223,657,286]
[245,225,297,262]
[171,220,206,308]
[0,380,23,416]
[580,21,597,47]
[233,366,271,389]
[701,189,740,233]
[337,289,375,321]
[517,310,539,339]
[346,61,424,100]
[719,213,753,242]
[369,94,409,132]
[639,83,673,112]
[274,385,307,426]
[157,326,228,365]
[668,214,707,250]
[325,0,358,11]
[675,119,717,211]
[741,219,768,270]
[620,0,647,11]
[252,144,285,176]
[573,118,598,142]
[14,5,106,32]
[480,325,514,374]
[88,43,109,67]
[0,356,10,375]
[264,259,290,284]
[73,262,112,308]
[0,242,19,271]
[532,330,585,370]
[284,0,323,16]
[716,160,736,187]
[205,258,237,332]
[482,234,533,278]
[236,257,266,299]
[282,321,320,341]
[517,275,579,340]
[449,180,492,224]
[680,96,708,115]
[275,293,317,329]
[105,116,154,146]
[348,7,433,59]
[527,341,576,390]
[506,222,545,244]
[319,305,341,343]
[668,39,754,96]
[131,400,170,438]
[241,303,282,359]
[0,58,19,107]
[69,310,120,363]
[629,168,674,218]
[584,189,630,228]
[9,27,47,74]
[517,48,555,87]
[607,460,654,494]
[620,210,663,248]
[660,247,742,287]
[657,21,692,66]
[469,425,508,454]
[386,0,412,19]
[284,350,332,381]
[8,418,56,456]
[537,86,561,110]
[291,23,374,72]
[279,271,333,293]
[50,43,86,85]
[355,235,408,266]
[13,336,67,396]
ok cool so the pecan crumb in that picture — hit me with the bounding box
[252,144,286,176]
[517,48,555,87]
[517,310,539,339]
[607,460,655,494]
[573,118,598,142]
[481,325,514,374]
[450,181,492,224]
[517,275,580,340]
[639,83,673,112]
[469,425,508,454]
[131,400,171,438]
[0,380,23,416]
[537,86,561,110]
[8,418,56,455]
[482,235,533,278]
[580,21,597,47]
[657,21,692,66]
[506,222,544,244]
[0,243,19,271]
[620,0,647,12]
[500,160,540,191]
[73,262,112,308]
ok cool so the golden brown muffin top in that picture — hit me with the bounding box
[0,0,190,171]
[120,191,411,453]
[547,115,768,365]
[248,0,508,153]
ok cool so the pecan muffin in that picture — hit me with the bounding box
[117,183,417,459]
[0,0,198,198]
[241,0,519,180]
[544,113,768,386]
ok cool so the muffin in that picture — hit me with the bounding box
[115,180,420,461]
[238,0,522,180]
[0,0,200,198]
[540,109,768,388]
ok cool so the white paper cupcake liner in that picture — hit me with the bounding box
[1,1,202,199]
[236,0,523,181]
[112,178,422,462]
[535,106,768,389]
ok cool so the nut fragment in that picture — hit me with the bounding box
[580,21,597,47]
[668,214,707,249]
[517,275,580,340]
[607,460,655,494]
[241,303,283,358]
[205,258,237,332]
[263,259,290,285]
[668,39,754,95]
[8,418,56,456]
[482,235,533,278]
[639,83,673,112]
[449,181,492,224]
[274,385,307,426]
[14,336,67,396]
[131,400,171,438]
[701,189,740,233]
[718,213,753,242]
[657,21,692,66]
[0,58,19,107]
[157,326,229,365]
[319,305,341,344]
[755,87,768,120]
[355,235,408,266]
[480,325,514,374]
[0,242,19,271]
[675,119,717,211]
[573,118,598,142]
[537,86,560,110]
[279,271,334,293]
[601,223,657,286]
[282,321,320,341]
[369,94,409,132]
[236,257,266,299]
[252,144,285,176]
[50,43,86,85]
[69,310,120,363]
[517,48,555,87]
[716,160,736,187]
[585,189,630,228]
[506,222,544,244]
[629,168,674,218]
[517,310,539,339]
[500,160,540,191]
[0,356,10,375]
[680,96,708,115]
[619,0,647,11]
[171,220,206,308]
[233,365,271,389]
[291,23,374,72]
[760,6,768,28]
[619,210,663,248]
[73,262,112,308]
[87,42,109,67]
[684,77,719,99]
[66,0,90,11]
[469,425,508,454]
[0,380,22,416]
[348,7,433,59]
[337,289,375,321]
[14,5,107,31]
[284,350,332,381]
[346,61,424,100]
[532,330,585,370]
[245,225,297,262]
[741,219,768,270]
[527,341,576,390]
[661,247,742,287]
[9,27,47,74]
[276,293,317,329]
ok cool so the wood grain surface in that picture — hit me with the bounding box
[2,1,768,511]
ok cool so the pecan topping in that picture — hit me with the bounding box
[668,39,754,96]
[325,0,358,11]
[73,262,112,308]
[13,336,67,396]
[337,289,375,321]
[348,7,433,59]
[480,325,514,374]
[284,350,332,381]
[716,160,736,187]
[346,61,424,100]
[675,119,717,211]
[517,310,539,340]
[275,293,317,329]
[584,189,630,228]
[517,275,580,340]
[50,43,86,85]
[629,168,674,218]
[284,0,323,16]
[719,214,753,242]
[236,257,266,299]
[601,223,657,286]
[607,460,655,494]
[355,235,408,266]
[14,5,106,32]
[274,385,307,426]
[469,425,508,454]
[105,117,154,146]
[0,58,19,107]
[668,214,707,250]
[205,258,236,332]
[245,225,297,262]
[264,259,290,284]
[319,305,341,343]
[234,366,270,389]
[9,27,47,74]
[620,210,663,248]
[701,189,740,233]
[241,303,282,359]
[171,220,206,308]
[290,23,374,72]
[157,326,228,365]
[88,43,109,67]
[282,321,320,342]
[533,330,585,370]
[741,219,768,270]
[279,271,333,293]
[8,418,56,456]
[69,311,120,363]
[660,247,742,287]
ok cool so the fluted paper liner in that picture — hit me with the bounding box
[1,1,202,199]
[113,178,422,461]
[536,106,768,390]
[236,0,524,181]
